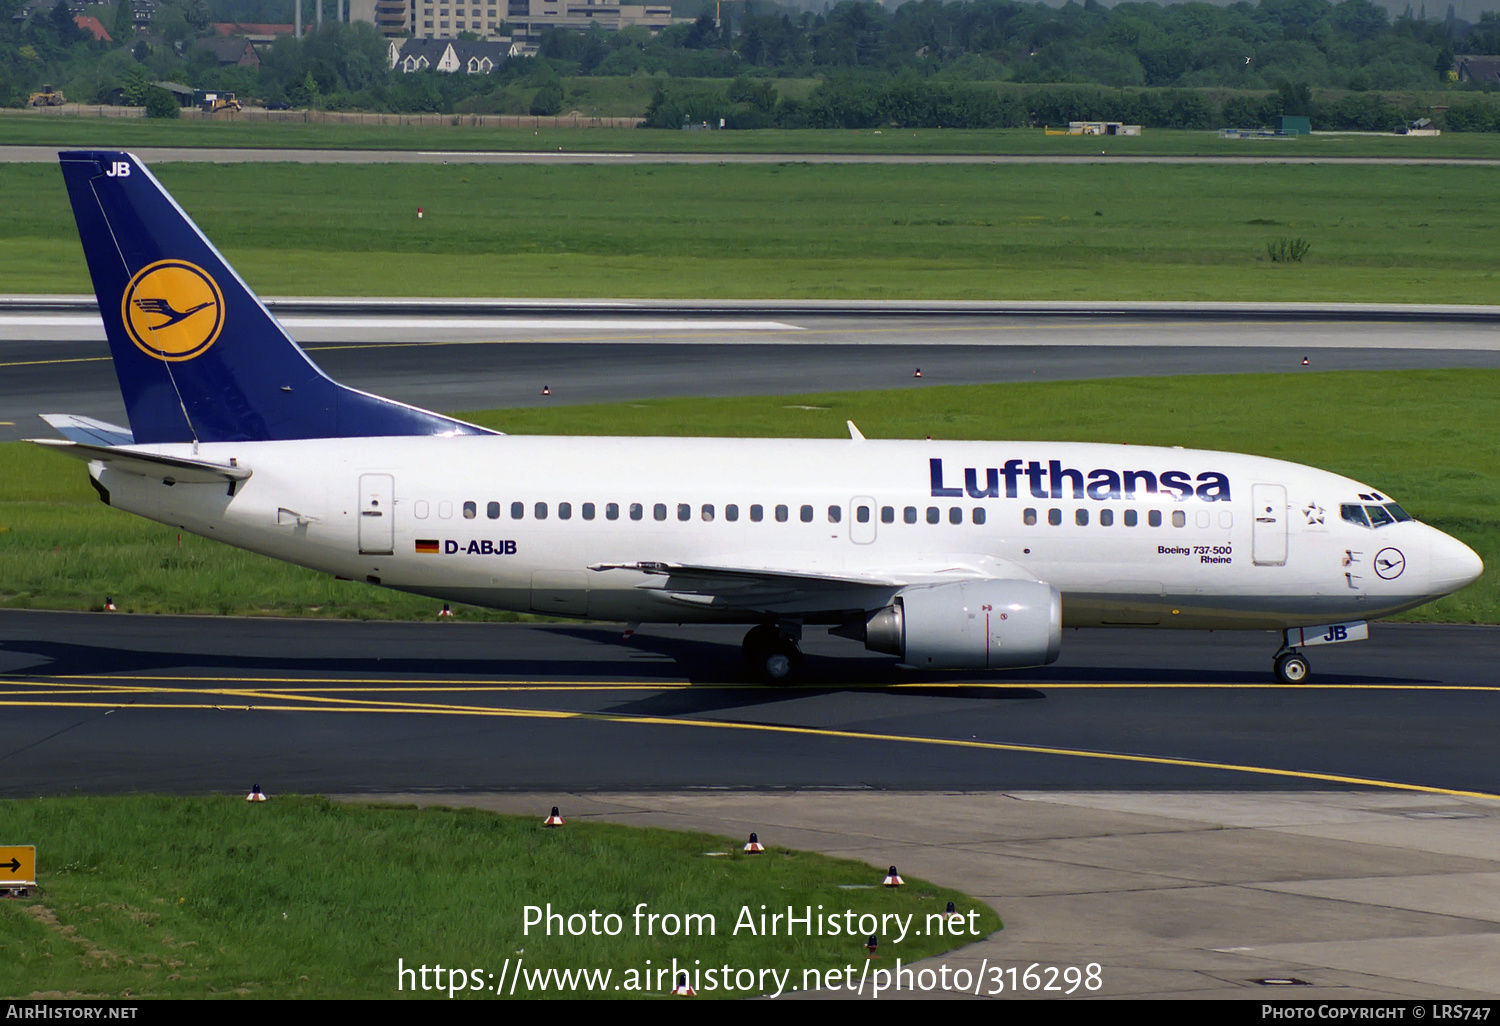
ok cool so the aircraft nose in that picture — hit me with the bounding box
[1429,530,1484,596]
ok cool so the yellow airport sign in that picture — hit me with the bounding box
[1,846,36,888]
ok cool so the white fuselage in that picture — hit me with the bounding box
[91,435,1480,630]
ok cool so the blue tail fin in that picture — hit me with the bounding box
[58,151,493,444]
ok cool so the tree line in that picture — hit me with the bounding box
[4,0,1500,126]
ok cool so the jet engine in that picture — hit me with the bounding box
[862,579,1062,669]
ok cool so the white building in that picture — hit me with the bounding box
[355,0,677,43]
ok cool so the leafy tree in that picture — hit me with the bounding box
[143,84,180,116]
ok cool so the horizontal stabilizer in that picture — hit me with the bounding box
[40,414,135,446]
[28,439,252,485]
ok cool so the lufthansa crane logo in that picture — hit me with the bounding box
[120,260,224,362]
[1374,547,1406,580]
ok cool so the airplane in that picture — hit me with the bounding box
[32,150,1484,685]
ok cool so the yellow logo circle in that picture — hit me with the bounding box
[120,260,224,362]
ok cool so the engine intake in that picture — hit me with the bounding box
[864,579,1062,669]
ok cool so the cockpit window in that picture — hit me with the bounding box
[1343,501,1411,529]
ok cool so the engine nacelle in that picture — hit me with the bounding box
[864,579,1062,669]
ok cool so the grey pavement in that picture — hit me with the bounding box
[344,790,1500,999]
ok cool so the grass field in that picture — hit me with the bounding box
[2,371,1494,623]
[4,160,1499,303]
[0,796,996,998]
[7,114,1500,158]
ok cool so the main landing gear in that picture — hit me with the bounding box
[742,623,803,684]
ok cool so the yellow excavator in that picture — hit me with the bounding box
[29,84,66,107]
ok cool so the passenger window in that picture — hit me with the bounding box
[415,500,430,520]
[558,502,572,521]
[726,504,739,522]
[677,503,690,521]
[904,507,917,524]
[1366,505,1394,528]
[1196,510,1210,529]
[463,501,476,519]
[856,505,870,524]
[629,503,643,521]
[1075,509,1088,526]
[881,506,895,524]
[828,506,841,523]
[702,504,715,522]
[949,507,962,524]
[801,505,813,523]
[1340,504,1370,528]
[750,505,764,522]
[1172,510,1186,528]
[1048,508,1061,526]
[926,507,939,524]
[1124,509,1137,527]
[1024,508,1037,526]
[438,501,453,519]
[582,503,595,520]
[1148,510,1162,527]
[1219,511,1232,529]
[511,501,524,520]
[775,504,789,523]
[486,501,500,520]
[972,507,985,525]
[1100,509,1113,527]
[605,502,618,521]
[654,503,667,521]
[535,502,548,520]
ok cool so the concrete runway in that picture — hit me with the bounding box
[3,313,1499,439]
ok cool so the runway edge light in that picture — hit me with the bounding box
[883,865,903,887]
[544,806,565,827]
[671,972,695,996]
[744,832,764,853]
[247,784,267,802]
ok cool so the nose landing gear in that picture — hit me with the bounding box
[1273,648,1310,684]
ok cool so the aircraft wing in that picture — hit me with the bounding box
[588,558,1035,612]
[28,439,252,486]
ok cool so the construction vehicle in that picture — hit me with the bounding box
[198,91,241,114]
[28,85,65,107]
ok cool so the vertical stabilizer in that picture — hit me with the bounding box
[58,151,492,444]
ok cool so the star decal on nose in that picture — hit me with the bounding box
[1303,502,1325,525]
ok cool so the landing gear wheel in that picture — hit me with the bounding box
[742,626,803,684]
[1274,650,1310,685]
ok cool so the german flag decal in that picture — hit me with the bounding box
[415,539,440,554]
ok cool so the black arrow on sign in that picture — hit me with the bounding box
[2,859,19,873]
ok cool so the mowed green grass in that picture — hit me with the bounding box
[3,160,1499,302]
[0,796,997,998]
[2,370,1495,623]
[8,114,1500,157]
